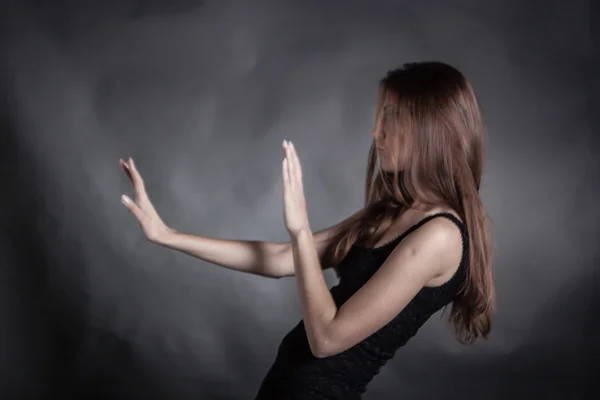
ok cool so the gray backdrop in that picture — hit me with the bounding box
[1,0,597,399]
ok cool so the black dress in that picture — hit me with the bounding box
[254,213,468,399]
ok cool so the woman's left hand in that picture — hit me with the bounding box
[281,140,311,237]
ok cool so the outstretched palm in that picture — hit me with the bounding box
[120,158,172,243]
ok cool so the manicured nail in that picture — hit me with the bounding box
[121,195,130,204]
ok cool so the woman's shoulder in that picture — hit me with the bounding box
[418,207,465,237]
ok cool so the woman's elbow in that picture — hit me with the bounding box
[310,336,338,359]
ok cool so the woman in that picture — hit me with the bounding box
[120,61,495,399]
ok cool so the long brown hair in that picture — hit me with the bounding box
[323,61,495,345]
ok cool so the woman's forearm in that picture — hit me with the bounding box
[155,230,292,278]
[291,229,338,357]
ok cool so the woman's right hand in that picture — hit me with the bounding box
[120,158,174,244]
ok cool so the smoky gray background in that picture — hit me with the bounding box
[0,0,597,399]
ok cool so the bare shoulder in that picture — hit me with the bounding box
[413,211,464,284]
[404,215,463,256]
[384,210,463,281]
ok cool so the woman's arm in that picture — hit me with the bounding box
[154,214,355,279]
[119,157,359,279]
[290,218,461,358]
[279,140,458,358]
[155,231,290,278]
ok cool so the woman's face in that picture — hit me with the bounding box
[373,132,394,172]
[372,106,409,172]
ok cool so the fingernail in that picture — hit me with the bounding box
[121,195,130,204]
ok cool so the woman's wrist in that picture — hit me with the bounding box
[153,227,178,246]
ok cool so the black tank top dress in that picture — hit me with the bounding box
[254,213,468,399]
